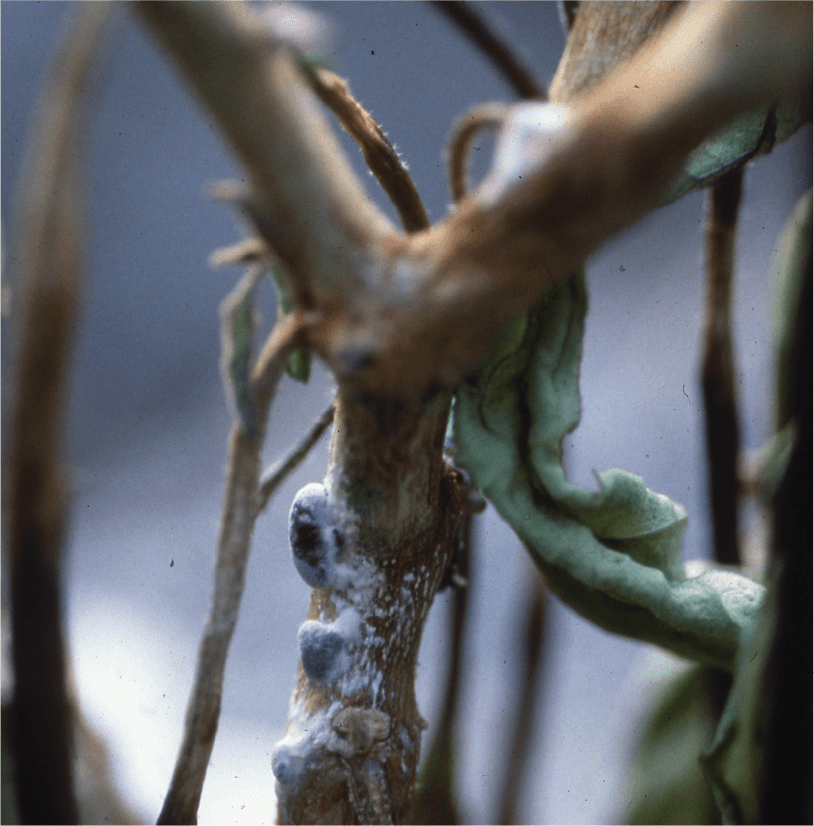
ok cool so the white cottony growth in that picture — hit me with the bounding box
[477,102,573,206]
[271,698,339,788]
[260,3,333,57]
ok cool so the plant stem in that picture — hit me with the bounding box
[158,315,303,825]
[702,169,743,569]
[496,572,548,826]
[431,1,545,99]
[759,220,812,824]
[307,68,429,233]
[257,404,336,515]
[7,6,110,824]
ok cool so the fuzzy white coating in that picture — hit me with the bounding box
[271,699,337,787]
[289,483,342,588]
[477,102,573,206]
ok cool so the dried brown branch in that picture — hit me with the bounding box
[548,1,680,104]
[138,2,810,399]
[320,2,811,396]
[135,2,394,312]
[431,1,545,100]
[158,311,304,825]
[702,170,743,568]
[308,67,429,233]
[257,404,336,515]
[447,104,508,204]
[6,6,111,824]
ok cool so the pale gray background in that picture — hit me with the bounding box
[2,3,810,823]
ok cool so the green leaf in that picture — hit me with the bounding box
[623,663,721,825]
[453,270,764,670]
[700,591,774,825]
[663,102,806,203]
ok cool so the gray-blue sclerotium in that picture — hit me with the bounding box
[297,620,350,684]
[288,483,342,588]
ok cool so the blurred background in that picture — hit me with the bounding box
[2,3,810,823]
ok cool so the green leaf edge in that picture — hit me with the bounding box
[662,101,806,204]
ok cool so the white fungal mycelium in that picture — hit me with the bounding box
[271,696,340,788]
[477,102,573,207]
[278,478,439,810]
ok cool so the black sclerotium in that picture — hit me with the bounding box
[289,483,340,588]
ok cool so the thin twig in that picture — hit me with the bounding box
[256,404,336,515]
[7,6,110,824]
[702,169,743,568]
[446,104,508,203]
[251,312,308,403]
[308,67,430,232]
[431,1,545,100]
[209,236,269,269]
[158,313,302,825]
[220,267,263,437]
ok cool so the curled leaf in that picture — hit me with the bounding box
[454,271,764,671]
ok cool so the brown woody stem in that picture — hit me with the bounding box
[308,67,430,233]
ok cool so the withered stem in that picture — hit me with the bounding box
[158,313,302,825]
[7,6,110,824]
[446,104,508,204]
[309,68,429,233]
[257,404,336,515]
[702,169,743,568]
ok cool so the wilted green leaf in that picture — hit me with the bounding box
[454,271,764,670]
[699,588,775,825]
